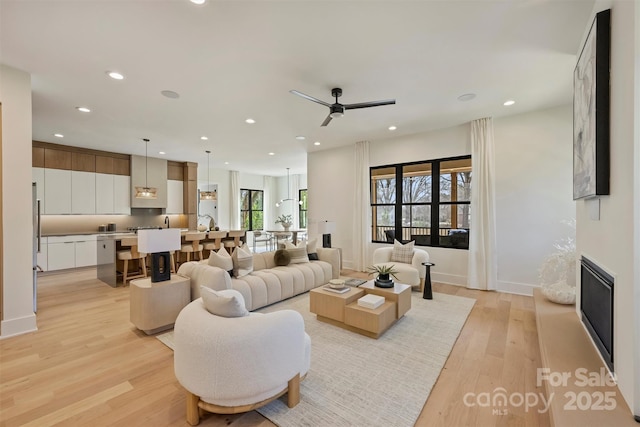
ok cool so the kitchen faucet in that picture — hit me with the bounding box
[164,216,170,228]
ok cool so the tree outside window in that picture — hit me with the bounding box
[241,189,264,231]
[371,156,471,249]
[299,189,308,228]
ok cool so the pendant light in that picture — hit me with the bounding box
[200,150,216,200]
[134,138,158,199]
[275,168,302,207]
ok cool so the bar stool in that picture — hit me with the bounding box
[179,232,206,263]
[117,237,147,285]
[223,230,246,253]
[203,230,228,258]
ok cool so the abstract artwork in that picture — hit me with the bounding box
[573,9,610,200]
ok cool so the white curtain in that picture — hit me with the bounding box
[229,170,240,230]
[292,174,301,228]
[263,175,275,231]
[468,118,498,290]
[353,141,371,271]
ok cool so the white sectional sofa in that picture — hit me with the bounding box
[177,247,340,311]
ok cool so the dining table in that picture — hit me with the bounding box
[266,229,307,247]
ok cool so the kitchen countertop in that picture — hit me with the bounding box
[44,228,192,237]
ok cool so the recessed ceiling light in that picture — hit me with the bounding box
[245,118,255,124]
[190,0,206,4]
[161,90,180,99]
[268,152,275,156]
[159,151,166,155]
[457,93,476,102]
[388,126,397,131]
[107,71,124,80]
[224,161,229,165]
[295,135,306,140]
[201,136,208,140]
[54,133,64,138]
[503,100,515,106]
[76,106,91,113]
[314,141,321,146]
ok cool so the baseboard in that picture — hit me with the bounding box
[496,280,536,296]
[432,272,467,287]
[0,313,37,339]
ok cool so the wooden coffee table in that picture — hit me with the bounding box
[309,280,411,338]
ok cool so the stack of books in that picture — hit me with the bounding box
[357,294,385,309]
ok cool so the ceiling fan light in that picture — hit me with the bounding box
[330,111,344,118]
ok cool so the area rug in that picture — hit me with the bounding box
[156,291,475,427]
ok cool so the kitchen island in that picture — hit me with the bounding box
[96,232,137,287]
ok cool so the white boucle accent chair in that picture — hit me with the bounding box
[174,299,311,425]
[372,246,430,290]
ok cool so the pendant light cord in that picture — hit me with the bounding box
[143,138,150,188]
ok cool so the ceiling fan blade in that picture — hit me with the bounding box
[321,114,333,127]
[344,99,396,110]
[290,90,332,108]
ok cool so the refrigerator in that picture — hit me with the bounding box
[32,182,41,312]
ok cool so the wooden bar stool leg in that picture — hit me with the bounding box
[141,257,147,277]
[123,259,129,285]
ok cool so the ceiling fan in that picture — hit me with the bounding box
[290,87,396,127]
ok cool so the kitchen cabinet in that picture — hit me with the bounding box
[47,239,76,271]
[47,235,98,271]
[114,175,131,214]
[44,169,71,214]
[166,180,184,214]
[96,173,115,214]
[71,171,96,214]
[75,237,98,267]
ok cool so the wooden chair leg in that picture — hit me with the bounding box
[170,252,176,273]
[122,259,129,285]
[198,250,203,260]
[186,252,191,262]
[186,391,200,426]
[287,373,300,408]
[141,257,147,277]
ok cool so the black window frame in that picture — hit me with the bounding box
[370,155,471,250]
[298,189,308,229]
[240,188,264,231]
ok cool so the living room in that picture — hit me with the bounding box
[2,0,640,426]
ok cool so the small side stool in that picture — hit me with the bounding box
[421,262,435,300]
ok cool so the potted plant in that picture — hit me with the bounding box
[367,264,399,288]
[275,214,293,231]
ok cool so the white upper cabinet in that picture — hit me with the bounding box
[44,168,71,214]
[114,175,131,214]
[96,173,115,214]
[71,171,96,214]
[166,180,184,214]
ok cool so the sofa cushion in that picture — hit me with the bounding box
[284,241,309,264]
[274,249,291,266]
[391,239,414,264]
[200,286,249,317]
[232,244,253,278]
[208,247,233,276]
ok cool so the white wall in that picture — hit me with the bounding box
[575,0,637,414]
[0,64,36,338]
[494,105,575,294]
[308,109,574,288]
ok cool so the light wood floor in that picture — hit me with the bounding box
[0,268,549,427]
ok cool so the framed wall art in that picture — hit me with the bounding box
[573,8,611,200]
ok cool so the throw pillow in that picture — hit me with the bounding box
[274,249,291,266]
[208,247,234,276]
[306,238,319,260]
[200,286,249,317]
[391,239,414,264]
[284,241,309,264]
[232,244,253,278]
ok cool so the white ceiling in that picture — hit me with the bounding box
[0,0,594,177]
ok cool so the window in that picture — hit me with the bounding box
[371,156,471,249]
[240,189,264,231]
[299,189,308,228]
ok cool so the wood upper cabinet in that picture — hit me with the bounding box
[44,148,72,170]
[113,158,130,176]
[72,152,96,172]
[33,147,45,168]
